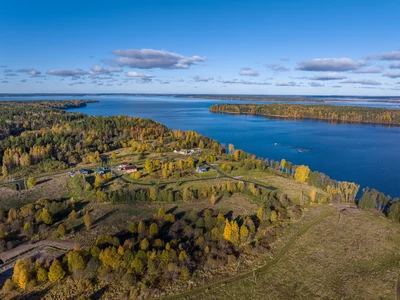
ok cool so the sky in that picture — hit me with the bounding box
[1,0,400,95]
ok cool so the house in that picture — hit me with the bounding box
[123,166,137,174]
[117,162,131,171]
[95,168,105,174]
[196,166,208,173]
[79,168,89,175]
[174,149,197,155]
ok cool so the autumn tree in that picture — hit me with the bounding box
[57,224,66,236]
[84,211,92,229]
[12,259,31,289]
[26,177,37,188]
[40,208,53,225]
[294,165,311,182]
[149,223,159,238]
[48,259,65,283]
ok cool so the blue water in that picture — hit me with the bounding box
[3,95,400,198]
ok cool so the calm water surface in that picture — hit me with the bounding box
[4,95,400,197]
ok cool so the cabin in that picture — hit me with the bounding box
[95,168,105,174]
[79,168,89,175]
[122,166,137,174]
[174,149,198,155]
[117,162,131,171]
[196,166,208,173]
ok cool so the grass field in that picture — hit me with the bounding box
[176,205,400,300]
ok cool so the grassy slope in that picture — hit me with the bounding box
[179,206,400,300]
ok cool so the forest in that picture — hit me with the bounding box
[209,103,400,125]
[1,100,400,298]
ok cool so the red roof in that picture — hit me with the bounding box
[124,166,137,170]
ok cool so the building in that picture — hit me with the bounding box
[117,162,131,171]
[196,166,208,173]
[174,149,199,155]
[122,166,137,174]
[69,171,76,178]
[79,168,89,175]
[95,168,105,174]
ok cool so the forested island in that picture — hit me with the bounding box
[0,100,399,299]
[210,103,400,125]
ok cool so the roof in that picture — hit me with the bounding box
[124,166,137,170]
[197,166,207,171]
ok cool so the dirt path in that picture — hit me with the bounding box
[0,240,75,274]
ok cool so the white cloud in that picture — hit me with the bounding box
[340,79,382,86]
[368,51,400,61]
[265,64,290,72]
[219,79,271,85]
[389,62,400,69]
[17,68,41,76]
[276,81,297,86]
[239,68,259,76]
[383,72,400,79]
[47,69,89,76]
[112,48,205,69]
[296,58,365,71]
[90,65,122,74]
[310,72,347,81]
[192,76,214,82]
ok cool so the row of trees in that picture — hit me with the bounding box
[210,103,400,125]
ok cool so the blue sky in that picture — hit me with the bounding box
[1,0,400,95]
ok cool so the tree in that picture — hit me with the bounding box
[48,259,65,282]
[1,164,8,177]
[223,219,232,241]
[84,211,92,229]
[13,259,31,289]
[68,210,77,223]
[26,177,37,188]
[270,210,277,222]
[294,165,311,182]
[210,194,217,205]
[57,224,66,236]
[198,140,205,149]
[256,207,264,221]
[228,144,235,153]
[145,159,154,173]
[138,220,146,237]
[40,208,53,225]
[94,173,104,188]
[149,223,159,237]
[140,238,149,251]
[157,207,166,218]
[240,225,249,240]
[280,159,287,172]
[310,189,317,204]
[128,222,137,233]
[36,267,48,283]
[67,251,85,273]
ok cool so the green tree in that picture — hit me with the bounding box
[67,251,85,273]
[48,259,65,283]
[40,208,53,225]
[26,177,37,188]
[57,224,66,236]
[149,223,159,238]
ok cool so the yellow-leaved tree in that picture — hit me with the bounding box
[12,259,31,289]
[294,165,311,182]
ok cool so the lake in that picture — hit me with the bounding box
[3,95,400,198]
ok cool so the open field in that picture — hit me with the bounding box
[175,205,400,300]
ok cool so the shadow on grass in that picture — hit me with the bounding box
[14,286,52,300]
[90,285,109,300]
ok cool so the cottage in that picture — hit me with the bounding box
[196,166,208,173]
[79,168,89,175]
[95,168,105,174]
[117,162,131,171]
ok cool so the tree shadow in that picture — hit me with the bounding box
[90,285,109,300]
[92,210,117,227]
[13,286,51,299]
[36,178,52,186]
